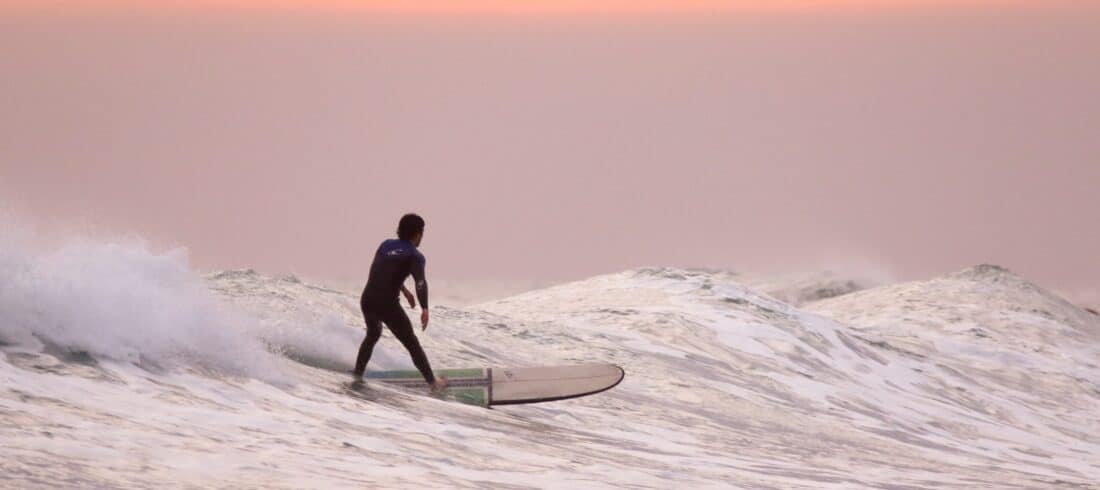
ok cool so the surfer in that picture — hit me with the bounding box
[354,213,448,393]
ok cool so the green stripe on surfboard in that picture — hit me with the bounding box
[450,387,488,406]
[366,368,486,380]
[364,368,490,407]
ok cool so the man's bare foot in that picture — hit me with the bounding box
[430,376,449,394]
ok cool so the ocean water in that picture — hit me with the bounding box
[2,236,1098,488]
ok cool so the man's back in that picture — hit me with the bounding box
[362,238,428,308]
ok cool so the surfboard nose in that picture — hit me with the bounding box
[489,363,625,406]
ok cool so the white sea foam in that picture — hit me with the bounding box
[0,224,283,378]
[2,233,1098,488]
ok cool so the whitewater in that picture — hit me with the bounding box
[2,236,1099,489]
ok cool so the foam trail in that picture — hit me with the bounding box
[257,314,413,372]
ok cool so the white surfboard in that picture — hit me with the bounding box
[366,363,625,407]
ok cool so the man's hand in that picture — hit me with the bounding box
[402,288,416,308]
[421,309,430,331]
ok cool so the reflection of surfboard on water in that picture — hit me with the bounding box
[366,364,625,408]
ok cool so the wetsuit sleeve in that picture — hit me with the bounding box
[411,254,429,309]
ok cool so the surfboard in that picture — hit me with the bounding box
[365,364,625,407]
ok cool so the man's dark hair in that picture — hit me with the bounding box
[397,213,425,241]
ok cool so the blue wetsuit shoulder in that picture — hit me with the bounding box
[362,239,429,309]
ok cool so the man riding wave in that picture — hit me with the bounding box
[354,213,447,393]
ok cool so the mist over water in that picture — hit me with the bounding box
[0,219,413,382]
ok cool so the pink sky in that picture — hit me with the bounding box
[1,2,1098,298]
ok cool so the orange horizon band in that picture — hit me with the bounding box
[1,0,1053,16]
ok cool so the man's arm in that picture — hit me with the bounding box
[411,254,429,329]
[410,255,429,310]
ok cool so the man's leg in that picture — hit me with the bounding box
[353,312,384,377]
[381,306,436,385]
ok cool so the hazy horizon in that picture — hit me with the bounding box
[2,1,1098,303]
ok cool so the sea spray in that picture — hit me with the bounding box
[0,228,280,378]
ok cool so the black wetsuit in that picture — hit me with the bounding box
[354,238,435,383]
